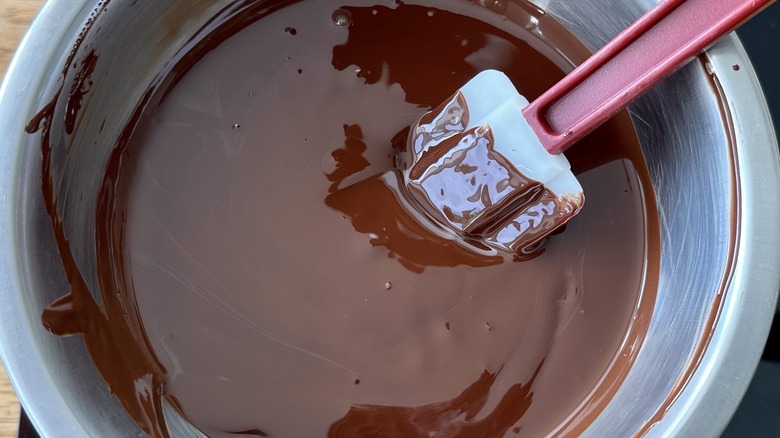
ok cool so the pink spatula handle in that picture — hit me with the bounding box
[522,0,774,155]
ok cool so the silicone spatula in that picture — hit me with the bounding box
[402,0,774,260]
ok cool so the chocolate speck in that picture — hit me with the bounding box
[332,9,352,27]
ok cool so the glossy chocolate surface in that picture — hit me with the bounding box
[30,1,660,436]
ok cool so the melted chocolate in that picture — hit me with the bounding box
[28,0,662,436]
[328,364,543,437]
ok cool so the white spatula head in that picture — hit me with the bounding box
[401,70,583,260]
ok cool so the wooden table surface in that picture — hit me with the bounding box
[1,1,47,436]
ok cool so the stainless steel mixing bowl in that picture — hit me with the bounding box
[1,0,779,436]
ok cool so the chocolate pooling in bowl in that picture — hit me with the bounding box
[28,0,660,436]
